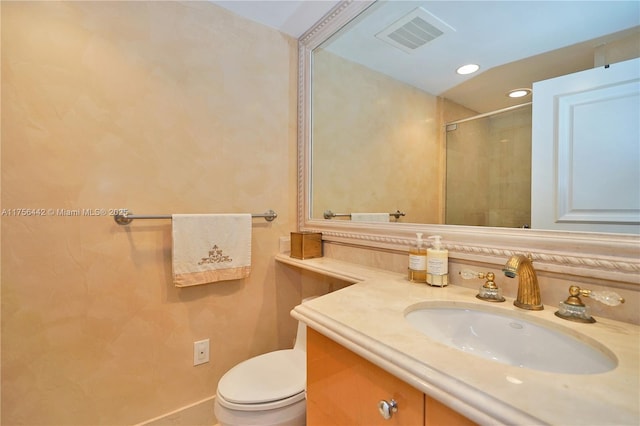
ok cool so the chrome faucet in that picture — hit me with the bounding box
[503,254,543,310]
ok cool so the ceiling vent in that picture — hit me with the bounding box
[375,7,453,53]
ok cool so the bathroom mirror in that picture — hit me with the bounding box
[310,0,639,230]
[297,0,640,283]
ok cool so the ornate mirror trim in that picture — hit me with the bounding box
[297,0,640,285]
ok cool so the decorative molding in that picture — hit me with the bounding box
[298,0,356,46]
[296,40,306,231]
[296,0,640,285]
[311,226,640,281]
[297,0,375,231]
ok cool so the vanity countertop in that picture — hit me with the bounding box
[278,254,640,426]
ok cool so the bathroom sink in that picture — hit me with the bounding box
[404,303,617,374]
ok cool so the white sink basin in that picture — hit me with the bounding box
[404,303,617,374]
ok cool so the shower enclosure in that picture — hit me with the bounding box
[445,103,532,228]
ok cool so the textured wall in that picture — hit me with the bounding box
[1,1,299,424]
[312,50,443,224]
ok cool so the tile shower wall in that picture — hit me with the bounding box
[1,2,299,424]
[445,105,532,227]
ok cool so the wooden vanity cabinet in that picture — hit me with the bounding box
[307,328,476,426]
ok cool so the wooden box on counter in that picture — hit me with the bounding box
[290,232,322,259]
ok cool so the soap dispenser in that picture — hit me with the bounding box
[427,235,449,287]
[408,233,427,283]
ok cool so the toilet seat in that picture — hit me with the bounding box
[216,349,305,412]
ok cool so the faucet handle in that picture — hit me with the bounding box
[555,286,624,323]
[459,269,484,280]
[583,289,625,306]
[459,270,506,303]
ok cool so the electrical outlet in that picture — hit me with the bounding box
[193,339,210,366]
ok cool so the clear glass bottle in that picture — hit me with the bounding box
[408,233,427,283]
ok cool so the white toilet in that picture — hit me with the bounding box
[214,319,308,426]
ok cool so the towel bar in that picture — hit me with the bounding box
[114,210,277,225]
[323,210,405,220]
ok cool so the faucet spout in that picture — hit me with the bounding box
[503,254,543,310]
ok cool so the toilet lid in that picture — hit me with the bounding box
[217,349,305,404]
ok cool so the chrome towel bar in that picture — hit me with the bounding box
[323,210,405,220]
[114,210,277,225]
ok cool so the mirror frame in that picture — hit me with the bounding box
[297,0,639,285]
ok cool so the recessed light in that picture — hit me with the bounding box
[507,88,532,98]
[456,64,480,75]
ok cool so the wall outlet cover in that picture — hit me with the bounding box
[194,339,210,366]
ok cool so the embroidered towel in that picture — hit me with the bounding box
[172,214,251,287]
[351,213,390,222]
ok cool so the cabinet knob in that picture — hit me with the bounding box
[378,399,398,420]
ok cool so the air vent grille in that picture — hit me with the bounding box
[387,17,443,49]
[376,7,453,53]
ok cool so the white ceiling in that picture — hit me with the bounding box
[323,1,640,111]
[209,0,341,38]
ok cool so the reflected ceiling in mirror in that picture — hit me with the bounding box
[319,0,639,113]
[310,0,639,230]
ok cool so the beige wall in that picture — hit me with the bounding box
[312,50,443,224]
[1,1,301,424]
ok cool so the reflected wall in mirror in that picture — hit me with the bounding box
[312,48,443,224]
[311,0,639,231]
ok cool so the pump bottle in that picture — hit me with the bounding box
[408,233,427,283]
[427,235,449,287]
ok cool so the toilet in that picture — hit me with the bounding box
[214,318,308,426]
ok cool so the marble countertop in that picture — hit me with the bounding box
[278,254,640,426]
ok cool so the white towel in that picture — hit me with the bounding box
[351,213,390,222]
[172,214,251,287]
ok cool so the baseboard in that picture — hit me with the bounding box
[136,395,217,426]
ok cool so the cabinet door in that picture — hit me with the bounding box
[307,328,424,425]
